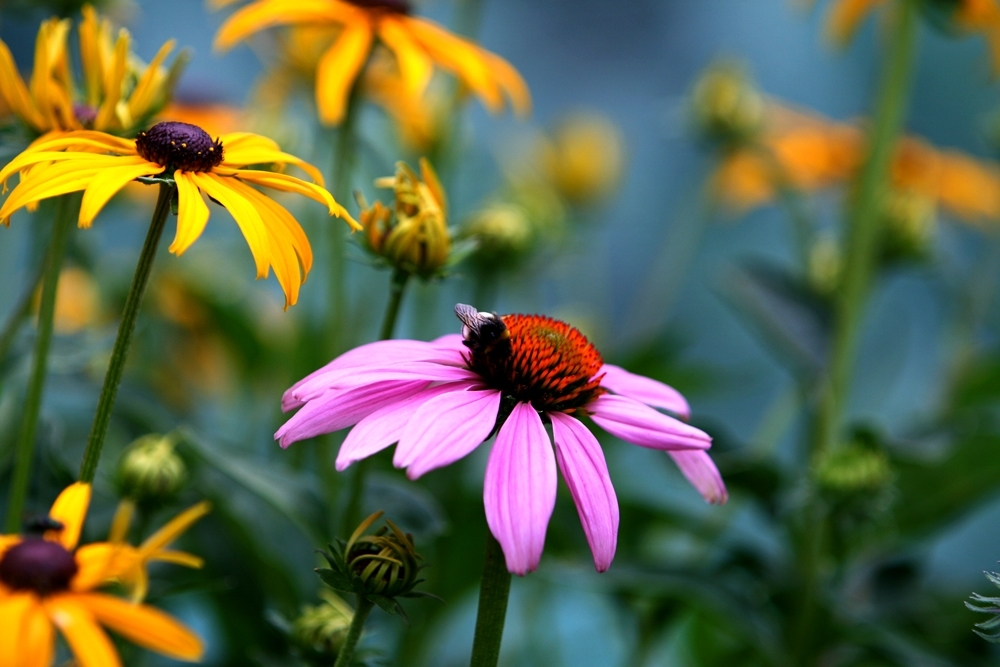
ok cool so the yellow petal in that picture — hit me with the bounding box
[78,6,102,107]
[24,130,137,155]
[0,159,134,224]
[315,18,373,125]
[71,543,124,591]
[237,183,314,275]
[0,593,36,667]
[419,157,447,215]
[140,501,211,556]
[170,171,211,255]
[44,596,122,667]
[377,17,434,100]
[218,131,281,153]
[404,17,504,113]
[20,596,54,667]
[483,51,531,116]
[213,0,358,51]
[74,593,204,661]
[127,39,176,121]
[230,169,358,228]
[47,482,91,550]
[152,550,205,569]
[221,146,326,185]
[79,162,165,227]
[94,28,129,131]
[189,171,271,278]
[0,40,46,131]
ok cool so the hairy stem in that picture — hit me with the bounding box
[469,532,512,667]
[332,596,374,667]
[78,183,173,483]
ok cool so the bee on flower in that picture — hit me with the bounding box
[0,5,185,136]
[277,304,726,575]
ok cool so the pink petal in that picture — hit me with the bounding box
[430,333,466,351]
[589,395,711,451]
[484,402,557,575]
[394,387,502,478]
[550,412,619,572]
[336,382,477,471]
[275,381,428,448]
[598,364,691,419]
[282,339,466,410]
[290,362,478,405]
[668,450,728,504]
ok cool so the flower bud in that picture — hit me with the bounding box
[358,159,451,279]
[117,434,186,504]
[290,590,354,659]
[691,61,765,148]
[464,202,534,269]
[813,440,892,499]
[539,113,625,206]
[807,235,842,296]
[880,189,936,262]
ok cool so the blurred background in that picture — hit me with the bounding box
[3,0,1000,665]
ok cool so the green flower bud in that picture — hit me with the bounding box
[291,590,354,659]
[808,235,842,296]
[813,442,892,496]
[880,189,936,262]
[691,60,765,149]
[464,203,534,268]
[117,434,186,504]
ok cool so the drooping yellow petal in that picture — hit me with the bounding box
[24,130,137,155]
[139,501,210,556]
[0,592,36,667]
[235,183,314,275]
[230,169,358,227]
[20,597,54,667]
[74,593,204,661]
[483,51,531,116]
[221,146,326,185]
[189,171,272,278]
[315,18,373,125]
[404,17,505,113]
[377,17,434,100]
[71,543,120,591]
[127,39,176,121]
[0,40,46,131]
[217,131,281,153]
[214,0,359,51]
[46,482,91,550]
[171,171,211,255]
[94,28,129,131]
[0,151,112,188]
[825,0,888,45]
[44,596,122,667]
[79,162,165,227]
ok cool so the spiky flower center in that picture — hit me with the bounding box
[467,314,605,412]
[135,121,224,173]
[0,539,78,595]
[346,0,410,12]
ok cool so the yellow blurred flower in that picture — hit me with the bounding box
[0,123,359,307]
[157,101,246,138]
[0,5,183,135]
[359,158,450,278]
[824,0,1000,72]
[213,0,531,125]
[0,483,203,666]
[33,266,101,334]
[363,48,444,150]
[690,60,765,148]
[538,113,625,206]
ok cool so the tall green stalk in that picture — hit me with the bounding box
[815,1,918,457]
[5,194,77,531]
[0,257,48,367]
[78,183,173,483]
[332,597,374,667]
[469,532,512,667]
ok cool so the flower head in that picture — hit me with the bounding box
[538,113,625,206]
[358,158,450,278]
[0,122,360,307]
[0,5,184,136]
[213,0,531,125]
[277,305,726,575]
[0,483,203,666]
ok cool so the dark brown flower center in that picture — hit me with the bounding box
[346,0,410,13]
[0,539,78,595]
[462,312,606,412]
[135,121,224,173]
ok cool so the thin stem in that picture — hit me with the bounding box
[753,144,815,270]
[4,194,77,531]
[341,269,411,533]
[470,531,512,667]
[332,596,374,667]
[814,1,917,457]
[78,183,173,483]
[0,256,48,366]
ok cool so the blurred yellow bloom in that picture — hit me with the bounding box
[363,48,444,150]
[0,123,359,307]
[538,113,625,206]
[213,0,531,125]
[824,0,1000,72]
[712,101,1000,224]
[0,5,182,135]
[0,483,203,666]
[38,266,100,334]
[157,101,246,138]
[359,158,450,278]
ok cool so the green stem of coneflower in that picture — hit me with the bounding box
[0,247,48,366]
[469,532,512,667]
[332,596,374,667]
[4,194,78,532]
[78,183,173,483]
[341,268,411,534]
[814,0,917,458]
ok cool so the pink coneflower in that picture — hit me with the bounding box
[277,304,726,575]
